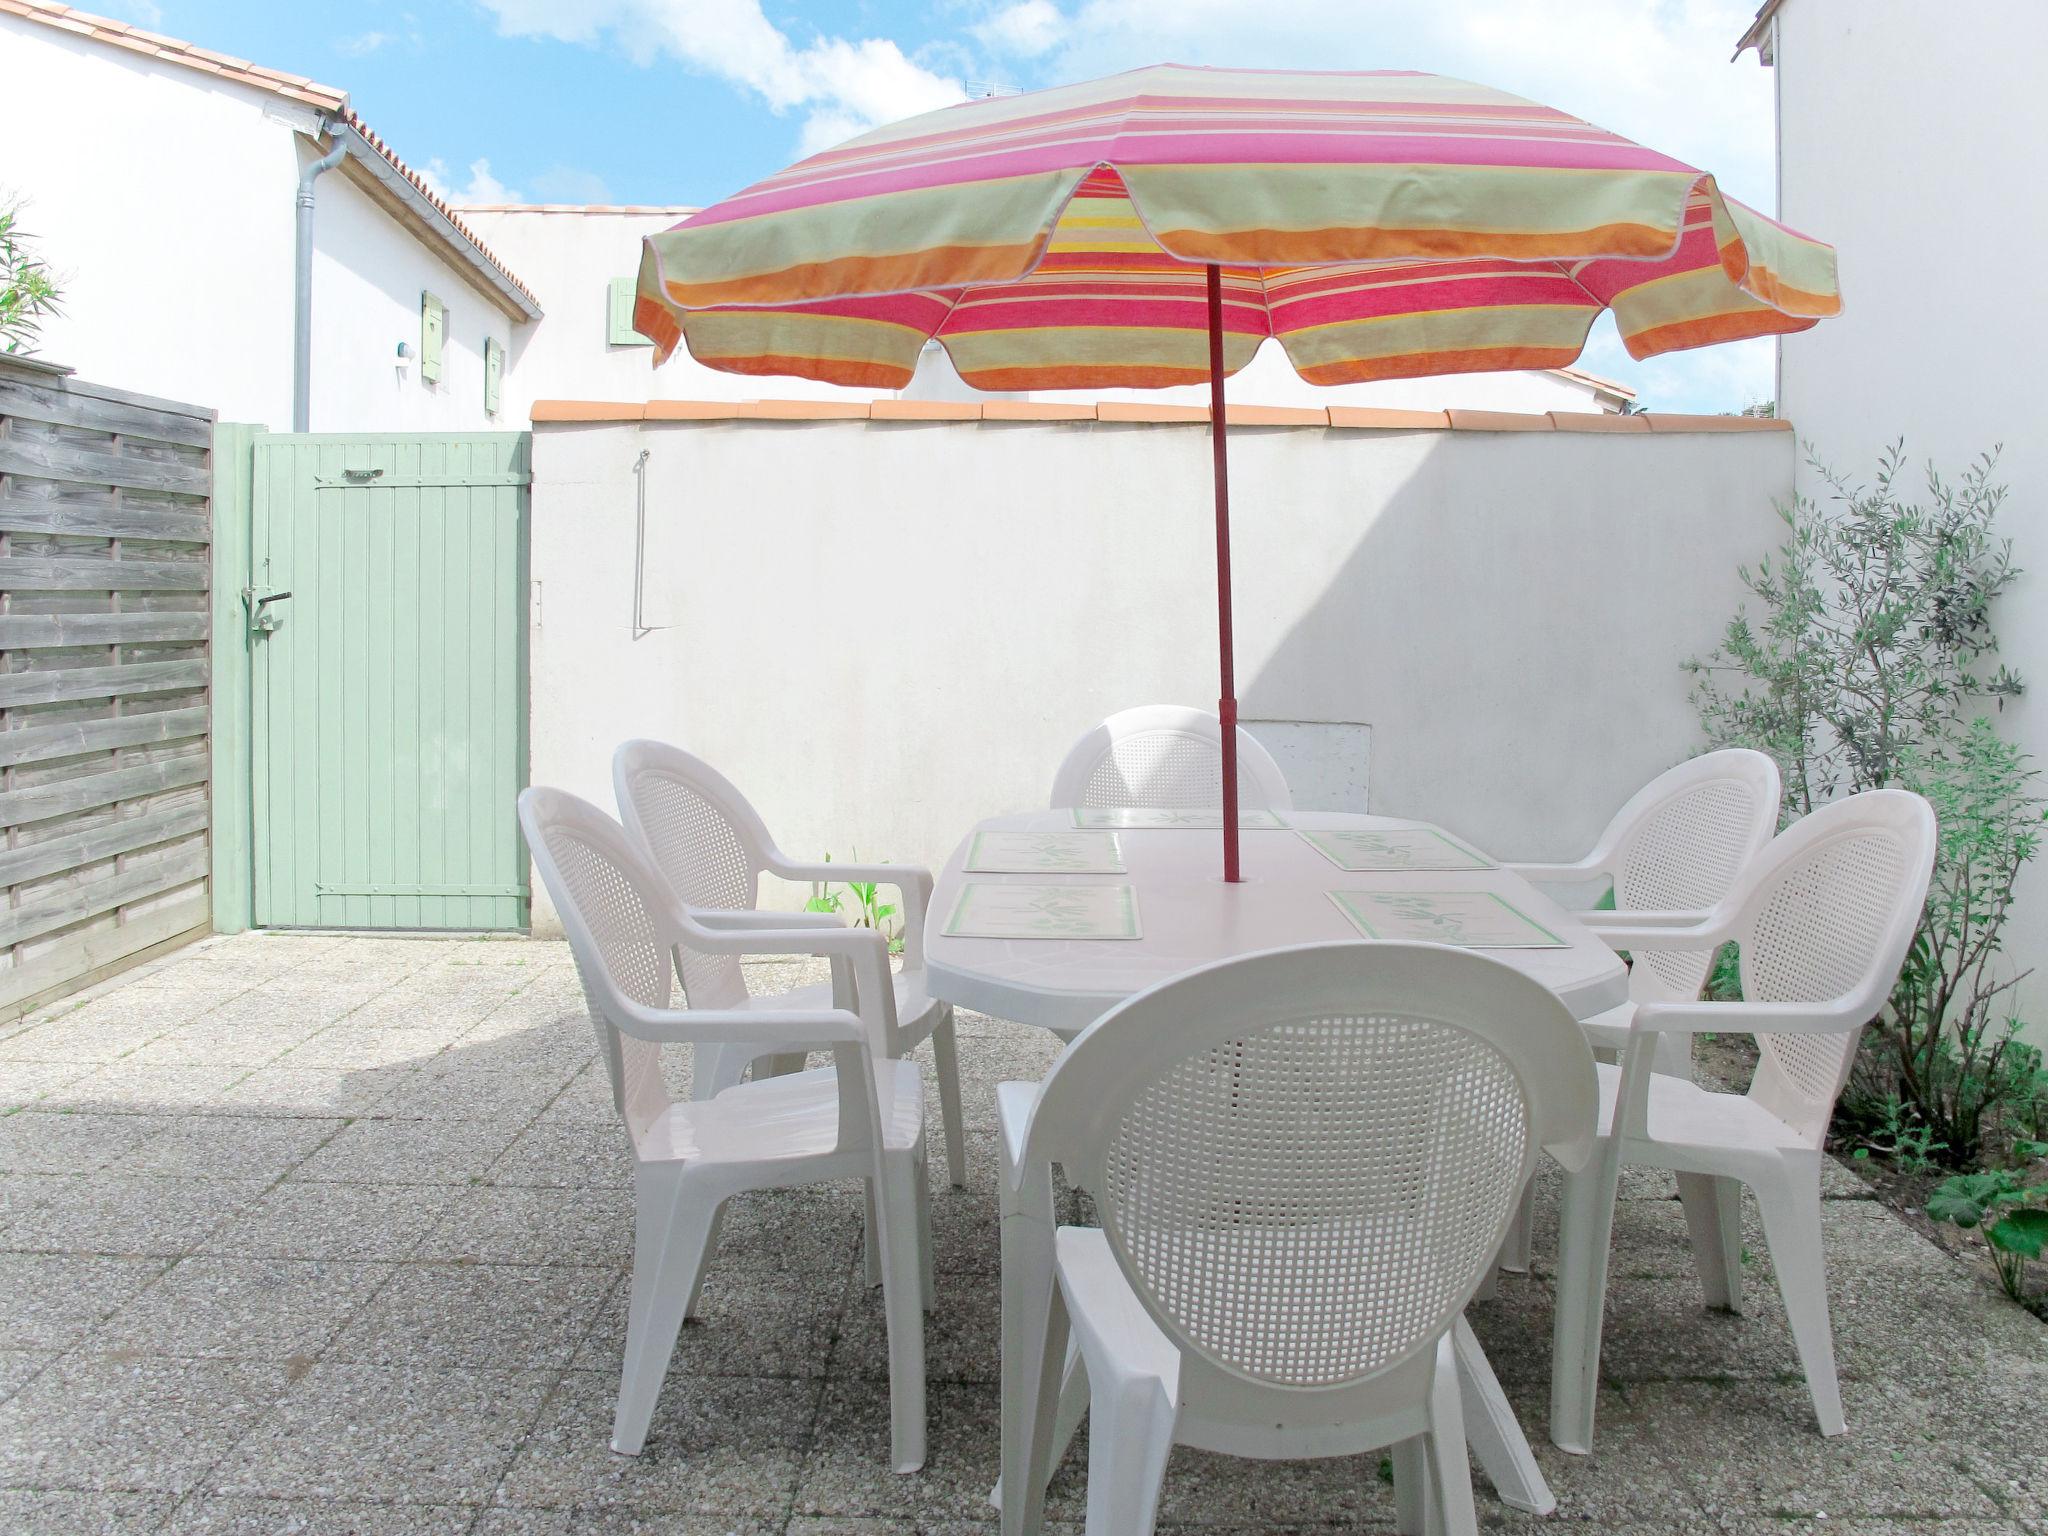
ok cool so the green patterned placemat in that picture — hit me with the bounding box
[1328,890,1566,948]
[1071,806,1288,830]
[942,882,1142,940]
[965,831,1126,874]
[1299,828,1495,872]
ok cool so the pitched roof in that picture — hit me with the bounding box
[1734,0,1786,62]
[1,0,538,319]
[0,0,345,110]
[339,112,541,317]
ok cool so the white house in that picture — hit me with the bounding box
[1739,0,2047,1027]
[0,0,540,431]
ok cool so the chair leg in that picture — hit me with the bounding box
[1499,1175,1536,1274]
[1000,1148,1059,1536]
[1453,1314,1553,1515]
[1425,1335,1481,1536]
[1677,1172,1745,1313]
[862,1180,884,1288]
[915,1149,936,1312]
[691,1041,752,1101]
[1550,1145,1621,1456]
[1752,1163,1845,1436]
[1080,1336,1178,1536]
[876,1154,928,1473]
[932,1006,968,1188]
[1049,1340,1089,1475]
[612,1174,720,1455]
[1017,1267,1074,1536]
[1391,1436,1432,1536]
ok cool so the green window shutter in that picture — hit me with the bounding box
[483,336,503,416]
[607,276,652,347]
[420,292,445,382]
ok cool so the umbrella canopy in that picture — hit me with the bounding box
[633,65,1838,388]
[632,65,1840,881]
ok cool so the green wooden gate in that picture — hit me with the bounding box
[248,434,529,930]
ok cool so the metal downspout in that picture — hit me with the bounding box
[293,132,348,432]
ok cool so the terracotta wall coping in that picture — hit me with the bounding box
[531,399,1794,434]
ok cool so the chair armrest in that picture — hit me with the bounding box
[1586,914,1737,952]
[613,999,865,1049]
[995,1080,1041,1186]
[762,852,934,967]
[690,907,843,932]
[1584,907,1724,931]
[1632,998,1866,1037]
[1502,856,1609,884]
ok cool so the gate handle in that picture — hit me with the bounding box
[253,591,292,609]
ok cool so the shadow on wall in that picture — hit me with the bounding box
[1236,426,1789,861]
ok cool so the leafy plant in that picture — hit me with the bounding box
[1848,1093,1948,1173]
[1686,443,2041,1167]
[0,199,61,355]
[1861,719,2045,1159]
[1926,1169,2048,1305]
[1686,442,2021,819]
[804,852,904,955]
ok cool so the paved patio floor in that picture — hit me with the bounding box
[0,931,2043,1535]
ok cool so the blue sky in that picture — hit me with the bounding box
[102,0,1783,412]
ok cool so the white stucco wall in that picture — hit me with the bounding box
[1770,0,2048,1028]
[526,415,1791,932]
[0,16,521,431]
[309,172,513,431]
[0,16,303,421]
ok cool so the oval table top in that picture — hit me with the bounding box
[925,809,1628,1037]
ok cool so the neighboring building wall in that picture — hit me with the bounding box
[465,206,1629,418]
[310,172,514,431]
[0,15,302,425]
[462,208,868,417]
[1769,0,2048,1028]
[525,407,1790,932]
[0,15,521,432]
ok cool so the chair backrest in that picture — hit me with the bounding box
[1049,705,1293,811]
[518,785,681,1145]
[613,740,776,1010]
[1026,943,1595,1418]
[1604,749,1781,1004]
[1725,788,1936,1143]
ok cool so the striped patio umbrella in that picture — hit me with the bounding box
[634,64,1840,880]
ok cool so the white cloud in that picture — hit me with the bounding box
[336,30,391,58]
[977,0,1067,57]
[477,0,966,155]
[419,157,523,206]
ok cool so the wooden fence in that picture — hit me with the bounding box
[0,356,213,1018]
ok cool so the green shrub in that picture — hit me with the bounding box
[0,199,61,356]
[1687,444,2040,1167]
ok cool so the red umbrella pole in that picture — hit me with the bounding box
[1206,263,1242,884]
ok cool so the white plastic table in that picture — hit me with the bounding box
[928,810,1627,1035]
[927,810,1627,1530]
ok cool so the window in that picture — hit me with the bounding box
[483,336,503,416]
[420,291,446,383]
[607,276,652,347]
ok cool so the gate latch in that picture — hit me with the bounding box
[246,589,293,634]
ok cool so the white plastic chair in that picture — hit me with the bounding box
[613,739,966,1187]
[1549,788,1936,1454]
[999,942,1597,1536]
[518,785,930,1472]
[1498,748,1780,1274]
[1049,705,1293,811]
